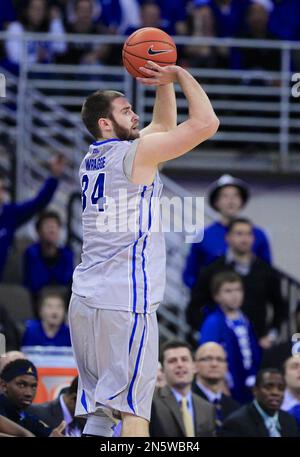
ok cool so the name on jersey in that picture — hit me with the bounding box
[85,156,106,171]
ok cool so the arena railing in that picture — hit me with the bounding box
[0,32,299,175]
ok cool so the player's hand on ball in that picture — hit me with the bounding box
[137,61,179,86]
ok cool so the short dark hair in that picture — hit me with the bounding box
[255,368,283,387]
[38,292,66,314]
[211,271,243,296]
[160,340,193,365]
[81,90,124,139]
[227,217,253,234]
[35,211,61,232]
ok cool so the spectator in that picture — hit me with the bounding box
[0,415,34,437]
[185,3,217,68]
[220,368,299,437]
[150,340,216,437]
[21,293,71,347]
[281,356,300,420]
[29,376,85,436]
[23,211,73,299]
[236,0,280,72]
[269,0,300,41]
[153,0,188,35]
[187,218,286,346]
[95,0,141,34]
[0,154,65,281]
[193,342,240,426]
[198,272,261,403]
[125,1,171,36]
[4,0,66,71]
[193,0,250,38]
[0,306,21,351]
[60,0,112,66]
[183,174,272,289]
[0,359,65,436]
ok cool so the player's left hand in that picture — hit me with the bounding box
[137,61,179,86]
[49,153,66,178]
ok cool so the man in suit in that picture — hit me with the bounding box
[220,368,299,437]
[150,340,216,437]
[192,342,239,427]
[29,376,85,437]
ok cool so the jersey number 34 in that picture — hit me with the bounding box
[81,172,106,212]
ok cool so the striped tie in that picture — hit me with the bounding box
[181,397,195,437]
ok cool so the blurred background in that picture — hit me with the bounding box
[0,0,299,412]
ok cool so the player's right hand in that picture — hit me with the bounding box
[137,61,180,86]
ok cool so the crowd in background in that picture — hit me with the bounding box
[0,159,299,436]
[0,0,300,439]
[0,0,300,73]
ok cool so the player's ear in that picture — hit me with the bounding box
[98,117,112,133]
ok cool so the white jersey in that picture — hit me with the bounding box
[72,138,166,314]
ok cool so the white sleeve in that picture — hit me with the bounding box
[123,139,140,181]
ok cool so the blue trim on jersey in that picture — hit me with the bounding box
[131,241,138,313]
[141,236,148,314]
[131,186,147,313]
[141,185,154,313]
[127,317,146,414]
[129,313,139,354]
[81,389,88,412]
[148,184,154,230]
[92,139,122,146]
[139,186,147,238]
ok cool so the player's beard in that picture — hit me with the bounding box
[109,115,140,141]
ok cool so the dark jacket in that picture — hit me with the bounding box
[150,385,216,437]
[220,402,299,437]
[183,221,272,289]
[186,255,286,338]
[29,396,85,433]
[0,394,52,437]
[191,380,240,422]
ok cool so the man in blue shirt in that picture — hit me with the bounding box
[0,155,65,281]
[183,174,272,289]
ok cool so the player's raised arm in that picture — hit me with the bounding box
[139,79,177,136]
[134,62,219,168]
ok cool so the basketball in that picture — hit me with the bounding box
[122,27,177,78]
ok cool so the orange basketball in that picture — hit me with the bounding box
[122,27,177,78]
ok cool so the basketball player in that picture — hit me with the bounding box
[69,61,219,437]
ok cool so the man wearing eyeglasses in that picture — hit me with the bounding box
[192,342,240,428]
